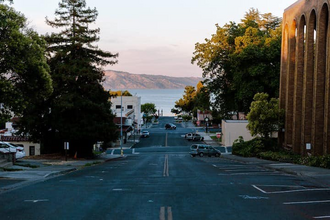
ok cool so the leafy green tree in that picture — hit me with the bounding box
[0,4,52,128]
[192,9,282,117]
[174,86,196,113]
[43,0,118,157]
[141,103,156,115]
[247,93,284,138]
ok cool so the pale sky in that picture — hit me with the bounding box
[11,0,297,77]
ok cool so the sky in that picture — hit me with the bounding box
[11,0,297,77]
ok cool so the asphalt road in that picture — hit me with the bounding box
[1,117,330,219]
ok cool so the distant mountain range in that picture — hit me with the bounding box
[102,70,203,90]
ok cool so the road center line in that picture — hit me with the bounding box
[163,155,169,177]
[284,200,330,205]
[159,206,172,220]
[160,207,165,220]
[167,207,173,220]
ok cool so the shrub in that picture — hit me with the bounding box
[232,137,278,157]
[298,155,330,169]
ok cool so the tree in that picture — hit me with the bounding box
[0,4,52,128]
[192,9,282,117]
[174,86,196,113]
[247,93,284,138]
[43,0,118,157]
[141,103,156,115]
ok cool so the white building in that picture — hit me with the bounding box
[221,120,253,147]
[111,95,142,131]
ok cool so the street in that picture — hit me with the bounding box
[1,117,330,219]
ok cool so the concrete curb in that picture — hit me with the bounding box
[43,168,77,178]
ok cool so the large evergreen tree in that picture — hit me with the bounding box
[43,0,118,157]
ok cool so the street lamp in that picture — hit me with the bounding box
[205,116,209,133]
[120,91,123,156]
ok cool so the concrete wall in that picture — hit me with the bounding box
[221,120,253,146]
[10,142,41,156]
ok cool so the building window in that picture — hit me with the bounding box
[127,105,133,109]
[116,105,121,109]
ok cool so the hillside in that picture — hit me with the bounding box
[102,70,202,90]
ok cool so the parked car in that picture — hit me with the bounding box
[141,131,150,138]
[8,142,26,159]
[185,133,204,141]
[190,144,221,157]
[185,133,193,139]
[165,123,176,130]
[0,142,16,154]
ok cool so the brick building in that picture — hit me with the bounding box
[280,0,330,155]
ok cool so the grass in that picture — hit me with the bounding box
[14,163,39,168]
[1,167,23,172]
[84,161,101,167]
[210,135,222,142]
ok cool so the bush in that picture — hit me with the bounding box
[232,137,278,157]
[298,155,330,169]
[258,151,300,162]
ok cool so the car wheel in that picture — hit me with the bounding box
[215,153,220,157]
[191,154,196,157]
[199,152,204,157]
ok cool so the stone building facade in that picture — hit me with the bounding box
[280,0,330,155]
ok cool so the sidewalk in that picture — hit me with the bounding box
[221,154,330,188]
[0,154,123,192]
[200,126,330,187]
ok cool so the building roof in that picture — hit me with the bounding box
[113,117,127,125]
[116,125,133,132]
[0,136,30,142]
[223,120,248,123]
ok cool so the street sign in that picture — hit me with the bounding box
[64,142,69,150]
[216,133,221,139]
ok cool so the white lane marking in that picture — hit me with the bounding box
[256,184,305,188]
[284,200,330,205]
[212,164,217,167]
[252,185,267,194]
[253,185,330,194]
[111,149,114,155]
[268,188,330,194]
[99,179,103,181]
[314,216,330,219]
[113,189,123,191]
[24,199,49,203]
[239,195,269,200]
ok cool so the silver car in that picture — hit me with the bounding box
[190,144,221,157]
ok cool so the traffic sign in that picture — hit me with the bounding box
[216,133,221,139]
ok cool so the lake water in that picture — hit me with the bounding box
[128,89,184,116]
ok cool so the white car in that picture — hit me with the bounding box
[8,143,26,159]
[141,131,150,138]
[0,142,26,159]
[0,142,17,154]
